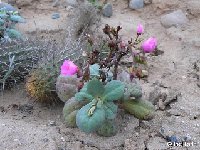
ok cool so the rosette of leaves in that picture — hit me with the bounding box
[0,8,25,41]
[75,79,125,133]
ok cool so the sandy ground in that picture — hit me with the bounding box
[1,0,200,149]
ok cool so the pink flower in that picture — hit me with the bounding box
[137,24,144,35]
[60,60,78,76]
[142,37,157,53]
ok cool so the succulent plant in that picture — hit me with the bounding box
[75,79,125,133]
[63,97,88,127]
[56,75,79,102]
[0,7,25,42]
[122,99,155,120]
[25,66,59,103]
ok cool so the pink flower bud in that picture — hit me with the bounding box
[142,37,157,53]
[137,24,144,35]
[60,60,78,76]
[120,41,126,49]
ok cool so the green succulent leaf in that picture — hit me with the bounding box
[75,83,93,101]
[63,110,78,127]
[122,99,155,120]
[103,80,125,101]
[87,79,104,98]
[76,102,106,133]
[10,15,25,23]
[0,18,4,25]
[104,102,118,120]
[6,28,21,39]
[89,64,100,77]
[123,83,142,100]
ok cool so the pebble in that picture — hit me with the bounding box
[161,10,188,28]
[103,3,113,17]
[0,2,17,11]
[129,0,144,10]
[52,13,60,19]
[66,0,78,7]
[48,120,56,126]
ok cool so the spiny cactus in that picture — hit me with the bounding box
[25,66,59,103]
[56,75,79,102]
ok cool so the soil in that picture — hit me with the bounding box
[1,0,200,150]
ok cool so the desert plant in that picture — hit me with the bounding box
[61,23,157,136]
[0,7,25,42]
[25,65,59,103]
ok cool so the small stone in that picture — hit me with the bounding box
[42,138,49,142]
[48,120,56,126]
[103,3,113,17]
[66,0,78,7]
[166,135,180,143]
[144,0,152,5]
[52,13,60,19]
[0,2,17,11]
[129,0,144,10]
[182,134,192,142]
[161,10,188,28]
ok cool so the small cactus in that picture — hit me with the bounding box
[56,75,79,102]
[122,99,155,120]
[25,67,59,103]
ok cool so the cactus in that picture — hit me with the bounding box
[56,75,79,102]
[25,66,59,103]
[97,120,117,137]
[122,99,155,120]
[63,97,88,127]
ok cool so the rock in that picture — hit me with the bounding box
[7,0,16,5]
[186,1,200,18]
[161,10,188,28]
[129,0,144,10]
[66,0,78,7]
[0,2,17,11]
[48,120,56,126]
[16,0,33,7]
[102,3,113,17]
[166,135,181,143]
[144,0,152,5]
[148,87,163,105]
[52,13,60,19]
